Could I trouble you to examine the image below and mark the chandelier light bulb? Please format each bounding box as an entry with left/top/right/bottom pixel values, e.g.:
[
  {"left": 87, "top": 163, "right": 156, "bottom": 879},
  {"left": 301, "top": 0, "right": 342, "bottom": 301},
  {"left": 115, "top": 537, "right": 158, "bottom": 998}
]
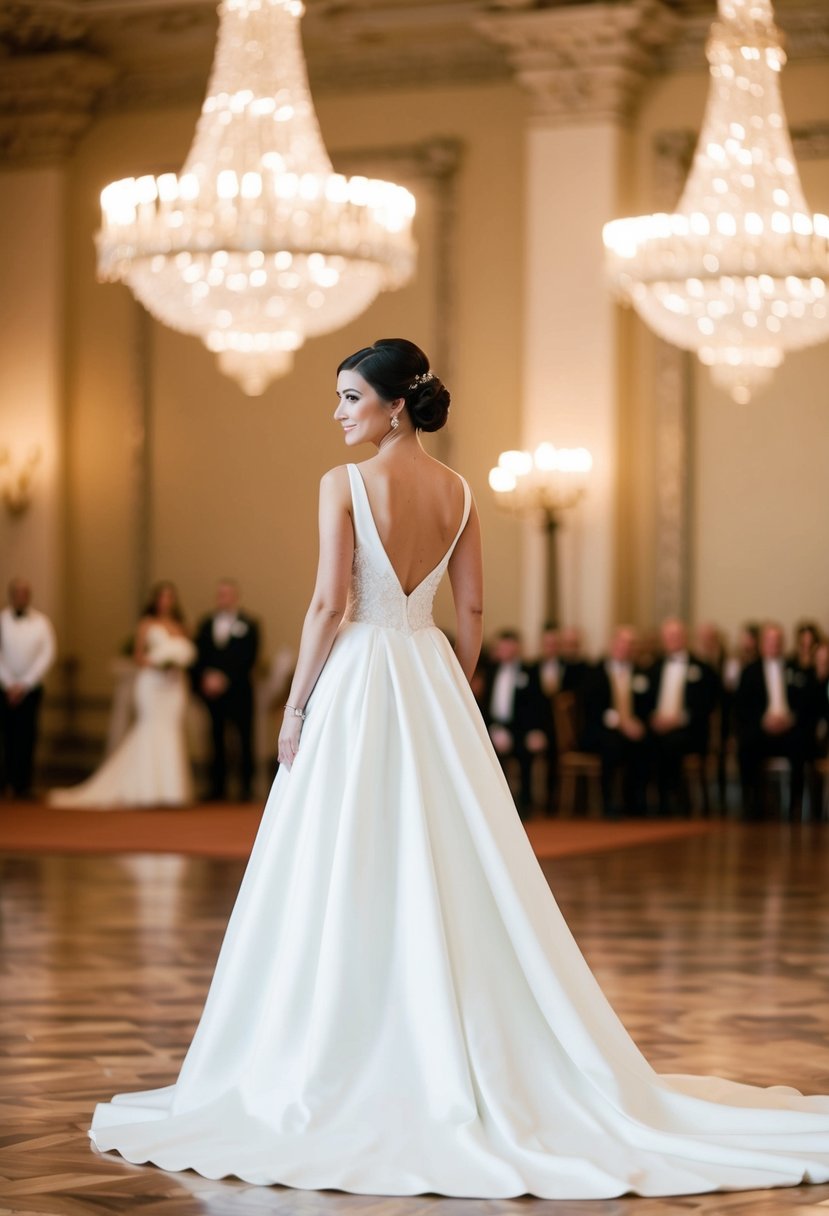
[
  {"left": 96, "top": 0, "right": 417, "bottom": 395},
  {"left": 488, "top": 467, "right": 518, "bottom": 494},
  {"left": 603, "top": 0, "right": 829, "bottom": 402},
  {"left": 498, "top": 449, "right": 534, "bottom": 477}
]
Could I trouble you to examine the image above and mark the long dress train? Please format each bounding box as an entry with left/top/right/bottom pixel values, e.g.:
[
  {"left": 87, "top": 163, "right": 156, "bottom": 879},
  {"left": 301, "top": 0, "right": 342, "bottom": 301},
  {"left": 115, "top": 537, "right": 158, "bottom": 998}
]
[
  {"left": 89, "top": 465, "right": 829, "bottom": 1198},
  {"left": 50, "top": 625, "right": 195, "bottom": 808}
]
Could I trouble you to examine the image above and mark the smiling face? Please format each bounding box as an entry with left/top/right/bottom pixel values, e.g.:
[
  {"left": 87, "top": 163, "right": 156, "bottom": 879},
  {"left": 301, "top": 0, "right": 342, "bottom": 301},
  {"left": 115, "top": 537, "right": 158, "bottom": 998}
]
[{"left": 334, "top": 369, "right": 403, "bottom": 447}]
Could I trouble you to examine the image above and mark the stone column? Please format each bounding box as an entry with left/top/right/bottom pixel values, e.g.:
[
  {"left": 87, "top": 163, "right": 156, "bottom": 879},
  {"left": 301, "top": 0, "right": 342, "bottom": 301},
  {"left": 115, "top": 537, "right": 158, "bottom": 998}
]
[{"left": 479, "top": 0, "right": 675, "bottom": 650}]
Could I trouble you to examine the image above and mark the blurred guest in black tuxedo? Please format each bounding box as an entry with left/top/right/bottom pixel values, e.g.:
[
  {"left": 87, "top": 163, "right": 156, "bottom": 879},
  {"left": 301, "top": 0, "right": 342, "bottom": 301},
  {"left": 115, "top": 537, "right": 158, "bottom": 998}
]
[
  {"left": 582, "top": 625, "right": 650, "bottom": 818},
  {"left": 814, "top": 641, "right": 829, "bottom": 753},
  {"left": 534, "top": 625, "right": 563, "bottom": 809},
  {"left": 694, "top": 622, "right": 726, "bottom": 678},
  {"left": 536, "top": 625, "right": 564, "bottom": 699},
  {"left": 559, "top": 626, "right": 592, "bottom": 697},
  {"left": 646, "top": 618, "right": 719, "bottom": 816},
  {"left": 694, "top": 620, "right": 727, "bottom": 800},
  {"left": 194, "top": 579, "right": 260, "bottom": 801},
  {"left": 722, "top": 623, "right": 761, "bottom": 697},
  {"left": 0, "top": 578, "right": 56, "bottom": 799},
  {"left": 790, "top": 621, "right": 821, "bottom": 676},
  {"left": 735, "top": 621, "right": 818, "bottom": 821},
  {"left": 483, "top": 630, "right": 551, "bottom": 817}
]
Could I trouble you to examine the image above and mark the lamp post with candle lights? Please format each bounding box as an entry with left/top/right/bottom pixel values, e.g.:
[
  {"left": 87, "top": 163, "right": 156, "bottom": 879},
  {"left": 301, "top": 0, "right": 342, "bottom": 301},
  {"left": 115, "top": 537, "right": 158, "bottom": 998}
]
[{"left": 489, "top": 443, "right": 592, "bottom": 628}]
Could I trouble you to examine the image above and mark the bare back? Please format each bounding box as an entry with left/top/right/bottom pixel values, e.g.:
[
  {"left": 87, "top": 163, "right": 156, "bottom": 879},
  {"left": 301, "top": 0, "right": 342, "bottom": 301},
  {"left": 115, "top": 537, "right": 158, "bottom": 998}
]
[{"left": 355, "top": 452, "right": 467, "bottom": 596}]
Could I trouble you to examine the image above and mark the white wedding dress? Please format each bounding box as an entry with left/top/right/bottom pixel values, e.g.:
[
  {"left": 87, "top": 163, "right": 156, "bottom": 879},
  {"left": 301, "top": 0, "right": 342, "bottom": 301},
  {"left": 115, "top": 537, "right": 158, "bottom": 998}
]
[
  {"left": 50, "top": 624, "right": 196, "bottom": 809},
  {"left": 90, "top": 465, "right": 829, "bottom": 1198}
]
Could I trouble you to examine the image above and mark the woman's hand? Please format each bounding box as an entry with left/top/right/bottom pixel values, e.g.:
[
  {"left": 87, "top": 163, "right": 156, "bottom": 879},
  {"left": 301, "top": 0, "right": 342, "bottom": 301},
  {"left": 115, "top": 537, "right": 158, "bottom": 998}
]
[{"left": 278, "top": 714, "right": 304, "bottom": 770}]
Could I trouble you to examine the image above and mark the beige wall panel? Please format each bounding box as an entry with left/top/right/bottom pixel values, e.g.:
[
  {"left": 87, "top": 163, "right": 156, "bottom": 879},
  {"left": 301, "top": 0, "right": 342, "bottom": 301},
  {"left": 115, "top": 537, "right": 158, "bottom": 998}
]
[{"left": 0, "top": 168, "right": 64, "bottom": 639}]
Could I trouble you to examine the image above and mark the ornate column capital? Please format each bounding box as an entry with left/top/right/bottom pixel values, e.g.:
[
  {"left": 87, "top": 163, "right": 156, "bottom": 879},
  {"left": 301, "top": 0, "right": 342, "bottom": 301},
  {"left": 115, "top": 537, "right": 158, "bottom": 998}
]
[
  {"left": 477, "top": 0, "right": 677, "bottom": 126},
  {"left": 0, "top": 49, "right": 114, "bottom": 164}
]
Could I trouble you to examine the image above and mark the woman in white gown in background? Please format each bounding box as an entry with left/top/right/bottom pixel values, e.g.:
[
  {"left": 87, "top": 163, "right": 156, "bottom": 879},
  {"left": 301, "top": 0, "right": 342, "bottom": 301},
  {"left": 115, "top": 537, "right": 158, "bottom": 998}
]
[
  {"left": 50, "top": 582, "right": 196, "bottom": 808},
  {"left": 90, "top": 340, "right": 829, "bottom": 1198}
]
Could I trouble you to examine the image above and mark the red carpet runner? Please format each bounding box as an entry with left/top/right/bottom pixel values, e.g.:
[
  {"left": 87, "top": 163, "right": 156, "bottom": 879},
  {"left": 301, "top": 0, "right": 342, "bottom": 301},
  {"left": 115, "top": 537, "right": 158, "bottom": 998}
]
[{"left": 0, "top": 801, "right": 715, "bottom": 861}]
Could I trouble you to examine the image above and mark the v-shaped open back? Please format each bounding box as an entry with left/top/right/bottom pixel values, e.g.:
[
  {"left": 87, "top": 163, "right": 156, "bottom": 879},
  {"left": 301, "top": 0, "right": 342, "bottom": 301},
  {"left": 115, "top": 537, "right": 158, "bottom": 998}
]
[
  {"left": 349, "top": 463, "right": 470, "bottom": 597},
  {"left": 344, "top": 463, "right": 471, "bottom": 637}
]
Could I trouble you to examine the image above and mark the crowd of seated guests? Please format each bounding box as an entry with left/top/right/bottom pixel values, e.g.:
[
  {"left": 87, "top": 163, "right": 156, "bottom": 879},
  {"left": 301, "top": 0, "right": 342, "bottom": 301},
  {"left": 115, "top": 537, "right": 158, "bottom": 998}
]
[{"left": 473, "top": 618, "right": 829, "bottom": 820}]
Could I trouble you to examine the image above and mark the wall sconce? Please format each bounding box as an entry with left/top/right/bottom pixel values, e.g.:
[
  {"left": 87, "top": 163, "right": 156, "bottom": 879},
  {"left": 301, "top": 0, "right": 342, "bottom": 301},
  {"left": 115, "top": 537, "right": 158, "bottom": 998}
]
[
  {"left": 489, "top": 443, "right": 592, "bottom": 626},
  {"left": 0, "top": 445, "right": 42, "bottom": 517}
]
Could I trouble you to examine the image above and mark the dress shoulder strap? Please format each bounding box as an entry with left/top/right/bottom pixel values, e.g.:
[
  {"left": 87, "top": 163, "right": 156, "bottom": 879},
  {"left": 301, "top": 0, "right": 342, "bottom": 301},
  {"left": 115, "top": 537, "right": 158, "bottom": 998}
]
[
  {"left": 346, "top": 463, "right": 377, "bottom": 549},
  {"left": 448, "top": 476, "right": 472, "bottom": 558}
]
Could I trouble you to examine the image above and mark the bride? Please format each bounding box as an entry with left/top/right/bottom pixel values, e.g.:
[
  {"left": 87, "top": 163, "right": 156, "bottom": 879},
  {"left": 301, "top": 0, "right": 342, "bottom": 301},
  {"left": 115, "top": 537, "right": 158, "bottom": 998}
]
[
  {"left": 50, "top": 582, "right": 196, "bottom": 809},
  {"left": 90, "top": 340, "right": 829, "bottom": 1198}
]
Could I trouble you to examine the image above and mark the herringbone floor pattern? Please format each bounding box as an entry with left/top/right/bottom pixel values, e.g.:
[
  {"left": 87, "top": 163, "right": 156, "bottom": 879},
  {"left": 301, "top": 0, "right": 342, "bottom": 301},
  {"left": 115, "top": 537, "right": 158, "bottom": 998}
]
[{"left": 2, "top": 825, "right": 829, "bottom": 1215}]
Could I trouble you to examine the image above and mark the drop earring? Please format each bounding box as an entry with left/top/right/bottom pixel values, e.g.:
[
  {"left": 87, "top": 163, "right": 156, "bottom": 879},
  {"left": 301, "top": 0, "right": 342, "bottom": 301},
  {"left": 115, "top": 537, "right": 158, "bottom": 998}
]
[{"left": 390, "top": 414, "right": 400, "bottom": 430}]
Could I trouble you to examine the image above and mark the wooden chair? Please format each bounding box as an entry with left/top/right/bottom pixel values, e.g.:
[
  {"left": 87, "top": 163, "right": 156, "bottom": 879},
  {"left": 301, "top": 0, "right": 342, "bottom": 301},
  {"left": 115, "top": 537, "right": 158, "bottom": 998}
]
[{"left": 553, "top": 691, "right": 602, "bottom": 818}]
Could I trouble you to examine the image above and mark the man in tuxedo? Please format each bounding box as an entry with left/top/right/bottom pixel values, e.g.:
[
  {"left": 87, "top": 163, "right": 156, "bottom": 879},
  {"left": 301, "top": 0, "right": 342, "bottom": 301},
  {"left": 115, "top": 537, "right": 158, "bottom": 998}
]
[
  {"left": 558, "top": 626, "right": 592, "bottom": 698},
  {"left": 646, "top": 618, "right": 719, "bottom": 815},
  {"left": 483, "top": 629, "right": 552, "bottom": 816},
  {"left": 194, "top": 579, "right": 260, "bottom": 801},
  {"left": 0, "top": 578, "right": 56, "bottom": 798},
  {"left": 534, "top": 625, "right": 562, "bottom": 809},
  {"left": 582, "top": 625, "right": 650, "bottom": 818},
  {"left": 734, "top": 621, "right": 818, "bottom": 820}
]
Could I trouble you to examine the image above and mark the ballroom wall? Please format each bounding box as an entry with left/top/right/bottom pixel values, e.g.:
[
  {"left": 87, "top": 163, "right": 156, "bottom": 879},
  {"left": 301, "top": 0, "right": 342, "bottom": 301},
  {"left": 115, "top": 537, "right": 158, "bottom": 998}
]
[{"left": 2, "top": 9, "right": 829, "bottom": 708}]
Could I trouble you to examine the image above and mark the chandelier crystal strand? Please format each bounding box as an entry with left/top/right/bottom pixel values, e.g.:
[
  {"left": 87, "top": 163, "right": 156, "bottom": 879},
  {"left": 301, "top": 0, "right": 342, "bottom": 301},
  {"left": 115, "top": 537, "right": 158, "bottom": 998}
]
[
  {"left": 97, "top": 0, "right": 416, "bottom": 395},
  {"left": 603, "top": 0, "right": 829, "bottom": 404}
]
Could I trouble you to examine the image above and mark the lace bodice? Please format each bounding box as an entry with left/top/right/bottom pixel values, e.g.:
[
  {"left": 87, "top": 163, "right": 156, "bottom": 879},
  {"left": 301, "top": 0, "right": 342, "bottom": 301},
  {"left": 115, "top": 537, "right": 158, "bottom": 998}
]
[{"left": 343, "top": 464, "right": 471, "bottom": 637}]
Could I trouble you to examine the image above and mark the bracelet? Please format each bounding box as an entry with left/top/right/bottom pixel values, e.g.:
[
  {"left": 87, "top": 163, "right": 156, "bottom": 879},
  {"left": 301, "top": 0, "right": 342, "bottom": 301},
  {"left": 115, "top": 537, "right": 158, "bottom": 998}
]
[{"left": 284, "top": 703, "right": 307, "bottom": 721}]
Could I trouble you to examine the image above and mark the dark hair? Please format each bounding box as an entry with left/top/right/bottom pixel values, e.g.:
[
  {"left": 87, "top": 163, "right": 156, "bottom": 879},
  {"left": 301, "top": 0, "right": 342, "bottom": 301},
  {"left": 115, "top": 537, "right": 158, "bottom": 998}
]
[
  {"left": 796, "top": 620, "right": 821, "bottom": 644},
  {"left": 496, "top": 628, "right": 521, "bottom": 642},
  {"left": 143, "top": 580, "right": 184, "bottom": 623},
  {"left": 337, "top": 338, "right": 451, "bottom": 433}
]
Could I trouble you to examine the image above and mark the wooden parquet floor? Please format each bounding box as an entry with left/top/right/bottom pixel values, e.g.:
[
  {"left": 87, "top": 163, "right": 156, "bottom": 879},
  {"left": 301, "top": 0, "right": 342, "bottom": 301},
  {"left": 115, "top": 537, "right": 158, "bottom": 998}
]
[{"left": 1, "top": 824, "right": 829, "bottom": 1216}]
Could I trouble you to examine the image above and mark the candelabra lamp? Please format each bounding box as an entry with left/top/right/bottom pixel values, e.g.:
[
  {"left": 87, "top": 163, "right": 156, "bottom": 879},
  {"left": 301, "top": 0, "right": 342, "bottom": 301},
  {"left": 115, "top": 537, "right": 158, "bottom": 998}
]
[
  {"left": 489, "top": 444, "right": 592, "bottom": 627},
  {"left": 0, "top": 445, "right": 41, "bottom": 517}
]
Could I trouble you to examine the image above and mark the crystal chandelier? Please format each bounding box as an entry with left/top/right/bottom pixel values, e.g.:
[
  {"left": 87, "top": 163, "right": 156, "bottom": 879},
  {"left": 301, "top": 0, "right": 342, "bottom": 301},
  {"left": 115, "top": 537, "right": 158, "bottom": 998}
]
[
  {"left": 603, "top": 0, "right": 829, "bottom": 404},
  {"left": 96, "top": 0, "right": 417, "bottom": 396}
]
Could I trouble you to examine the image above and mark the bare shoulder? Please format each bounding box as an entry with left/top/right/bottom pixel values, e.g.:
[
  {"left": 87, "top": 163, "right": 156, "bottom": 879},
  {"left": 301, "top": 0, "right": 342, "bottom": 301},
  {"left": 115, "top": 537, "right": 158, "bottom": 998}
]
[
  {"left": 320, "top": 464, "right": 351, "bottom": 490},
  {"left": 319, "top": 464, "right": 353, "bottom": 509}
]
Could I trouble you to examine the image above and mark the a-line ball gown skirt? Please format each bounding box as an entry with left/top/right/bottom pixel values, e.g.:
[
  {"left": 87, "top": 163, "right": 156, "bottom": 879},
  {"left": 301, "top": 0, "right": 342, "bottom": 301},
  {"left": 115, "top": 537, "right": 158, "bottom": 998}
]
[{"left": 90, "top": 464, "right": 829, "bottom": 1198}]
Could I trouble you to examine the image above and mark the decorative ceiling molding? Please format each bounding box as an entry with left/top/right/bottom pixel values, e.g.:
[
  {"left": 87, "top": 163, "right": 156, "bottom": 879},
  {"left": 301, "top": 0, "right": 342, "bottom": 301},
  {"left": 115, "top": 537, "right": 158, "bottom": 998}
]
[
  {"left": 0, "top": 0, "right": 826, "bottom": 162},
  {"left": 0, "top": 1, "right": 88, "bottom": 51},
  {"left": 477, "top": 0, "right": 678, "bottom": 124},
  {"left": 665, "top": 2, "right": 829, "bottom": 72},
  {"left": 0, "top": 50, "right": 113, "bottom": 163}
]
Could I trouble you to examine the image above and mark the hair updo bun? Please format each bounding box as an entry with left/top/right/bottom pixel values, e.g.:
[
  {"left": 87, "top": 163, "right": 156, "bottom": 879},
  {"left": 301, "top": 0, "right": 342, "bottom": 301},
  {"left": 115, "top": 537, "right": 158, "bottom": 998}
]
[
  {"left": 407, "top": 375, "right": 451, "bottom": 433},
  {"left": 337, "top": 337, "right": 451, "bottom": 433}
]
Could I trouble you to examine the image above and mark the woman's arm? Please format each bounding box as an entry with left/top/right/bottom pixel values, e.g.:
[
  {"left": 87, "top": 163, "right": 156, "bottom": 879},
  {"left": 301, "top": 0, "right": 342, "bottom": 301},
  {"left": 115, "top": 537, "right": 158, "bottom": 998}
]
[
  {"left": 277, "top": 467, "right": 354, "bottom": 769},
  {"left": 447, "top": 499, "right": 484, "bottom": 682}
]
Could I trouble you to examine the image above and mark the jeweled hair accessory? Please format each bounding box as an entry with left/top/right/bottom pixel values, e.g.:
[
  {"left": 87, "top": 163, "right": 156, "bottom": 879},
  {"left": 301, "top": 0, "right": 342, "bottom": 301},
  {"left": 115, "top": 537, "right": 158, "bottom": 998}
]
[{"left": 408, "top": 371, "right": 436, "bottom": 391}]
